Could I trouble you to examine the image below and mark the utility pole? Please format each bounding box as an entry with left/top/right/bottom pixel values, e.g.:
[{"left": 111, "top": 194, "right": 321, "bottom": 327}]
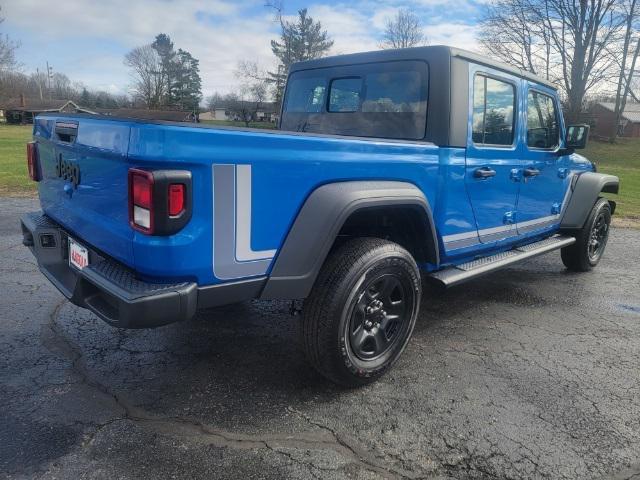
[
  {"left": 46, "top": 61, "right": 53, "bottom": 99},
  {"left": 36, "top": 68, "right": 43, "bottom": 100}
]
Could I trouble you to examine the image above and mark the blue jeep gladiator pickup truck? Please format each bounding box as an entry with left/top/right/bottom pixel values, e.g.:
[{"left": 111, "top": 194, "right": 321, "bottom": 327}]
[{"left": 21, "top": 46, "right": 619, "bottom": 386}]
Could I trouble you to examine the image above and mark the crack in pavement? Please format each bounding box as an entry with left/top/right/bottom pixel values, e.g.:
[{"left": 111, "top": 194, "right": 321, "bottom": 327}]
[
  {"left": 287, "top": 407, "right": 421, "bottom": 479},
  {"left": 9, "top": 222, "right": 637, "bottom": 480},
  {"left": 610, "top": 464, "right": 640, "bottom": 480},
  {"left": 40, "top": 300, "right": 413, "bottom": 480}
]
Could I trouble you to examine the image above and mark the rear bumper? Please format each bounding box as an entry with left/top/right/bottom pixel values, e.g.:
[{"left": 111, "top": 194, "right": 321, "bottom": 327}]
[{"left": 20, "top": 212, "right": 265, "bottom": 328}]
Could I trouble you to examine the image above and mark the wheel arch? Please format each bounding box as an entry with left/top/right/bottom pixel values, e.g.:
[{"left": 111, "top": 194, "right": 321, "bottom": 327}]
[
  {"left": 260, "top": 181, "right": 438, "bottom": 300},
  {"left": 561, "top": 172, "right": 619, "bottom": 230}
]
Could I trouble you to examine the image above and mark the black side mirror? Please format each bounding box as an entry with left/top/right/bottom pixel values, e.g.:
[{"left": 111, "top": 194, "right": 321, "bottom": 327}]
[{"left": 566, "top": 124, "right": 589, "bottom": 149}]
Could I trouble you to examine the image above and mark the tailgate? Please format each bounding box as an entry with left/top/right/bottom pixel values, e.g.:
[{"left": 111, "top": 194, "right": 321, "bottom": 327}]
[{"left": 34, "top": 116, "right": 134, "bottom": 266}]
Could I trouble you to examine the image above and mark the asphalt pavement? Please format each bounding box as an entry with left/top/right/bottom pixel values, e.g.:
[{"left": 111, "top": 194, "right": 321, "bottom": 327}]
[{"left": 1, "top": 197, "right": 639, "bottom": 480}]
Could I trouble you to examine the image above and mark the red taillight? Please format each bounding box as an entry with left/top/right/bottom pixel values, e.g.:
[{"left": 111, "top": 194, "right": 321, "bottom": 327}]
[
  {"left": 168, "top": 184, "right": 185, "bottom": 216},
  {"left": 132, "top": 174, "right": 152, "bottom": 208},
  {"left": 128, "top": 169, "right": 154, "bottom": 234},
  {"left": 27, "top": 141, "right": 40, "bottom": 181},
  {"left": 128, "top": 168, "right": 191, "bottom": 236}
]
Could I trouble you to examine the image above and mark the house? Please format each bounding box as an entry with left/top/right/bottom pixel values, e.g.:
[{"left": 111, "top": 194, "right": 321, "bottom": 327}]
[
  {"left": 255, "top": 103, "right": 279, "bottom": 123},
  {"left": 199, "top": 111, "right": 216, "bottom": 121},
  {"left": 591, "top": 102, "right": 640, "bottom": 138},
  {"left": 1, "top": 95, "right": 96, "bottom": 124},
  {"left": 204, "top": 101, "right": 279, "bottom": 123}
]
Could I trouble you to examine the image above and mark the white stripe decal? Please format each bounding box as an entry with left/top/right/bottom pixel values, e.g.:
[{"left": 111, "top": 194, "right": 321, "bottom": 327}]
[
  {"left": 442, "top": 230, "right": 479, "bottom": 242},
  {"left": 516, "top": 215, "right": 559, "bottom": 228},
  {"left": 213, "top": 164, "right": 276, "bottom": 280},
  {"left": 235, "top": 164, "right": 277, "bottom": 262}
]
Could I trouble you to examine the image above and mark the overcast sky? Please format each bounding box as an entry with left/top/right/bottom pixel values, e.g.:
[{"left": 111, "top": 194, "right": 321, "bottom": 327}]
[{"left": 1, "top": 0, "right": 484, "bottom": 97}]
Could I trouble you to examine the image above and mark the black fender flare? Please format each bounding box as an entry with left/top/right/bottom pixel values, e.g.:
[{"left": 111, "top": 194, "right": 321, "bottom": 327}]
[
  {"left": 260, "top": 181, "right": 438, "bottom": 300},
  {"left": 561, "top": 172, "right": 619, "bottom": 229}
]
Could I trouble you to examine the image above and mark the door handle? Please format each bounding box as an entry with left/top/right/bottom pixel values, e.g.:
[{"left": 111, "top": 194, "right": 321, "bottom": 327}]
[
  {"left": 474, "top": 167, "right": 497, "bottom": 179},
  {"left": 523, "top": 168, "right": 540, "bottom": 178}
]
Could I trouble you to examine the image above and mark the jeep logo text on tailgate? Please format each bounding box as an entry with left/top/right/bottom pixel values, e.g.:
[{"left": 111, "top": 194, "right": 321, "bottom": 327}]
[{"left": 55, "top": 154, "right": 81, "bottom": 188}]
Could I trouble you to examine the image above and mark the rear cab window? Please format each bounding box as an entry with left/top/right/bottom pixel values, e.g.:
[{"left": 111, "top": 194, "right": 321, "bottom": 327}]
[
  {"left": 328, "top": 78, "right": 362, "bottom": 112},
  {"left": 281, "top": 61, "right": 429, "bottom": 140}
]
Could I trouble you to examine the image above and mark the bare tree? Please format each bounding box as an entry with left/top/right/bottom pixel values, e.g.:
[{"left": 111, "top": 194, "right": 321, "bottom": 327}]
[
  {"left": 479, "top": 0, "right": 625, "bottom": 122},
  {"left": 234, "top": 60, "right": 270, "bottom": 126},
  {"left": 0, "top": 63, "right": 126, "bottom": 106},
  {"left": 479, "top": 0, "right": 552, "bottom": 78},
  {"left": 611, "top": 0, "right": 640, "bottom": 141},
  {"left": 629, "top": 44, "right": 640, "bottom": 101},
  {"left": 124, "top": 44, "right": 165, "bottom": 109},
  {"left": 51, "top": 72, "right": 75, "bottom": 99},
  {"left": 380, "top": 9, "right": 427, "bottom": 49},
  {"left": 0, "top": 7, "right": 20, "bottom": 72},
  {"left": 620, "top": 38, "right": 640, "bottom": 105},
  {"left": 206, "top": 92, "right": 225, "bottom": 113},
  {"left": 219, "top": 92, "right": 254, "bottom": 126}
]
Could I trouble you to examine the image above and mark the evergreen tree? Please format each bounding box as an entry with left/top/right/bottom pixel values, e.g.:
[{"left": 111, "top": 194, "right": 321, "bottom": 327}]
[
  {"left": 80, "top": 88, "right": 91, "bottom": 107},
  {"left": 147, "top": 34, "right": 202, "bottom": 111},
  {"left": 151, "top": 33, "right": 175, "bottom": 106},
  {"left": 171, "top": 49, "right": 202, "bottom": 112},
  {"left": 269, "top": 8, "right": 333, "bottom": 105}
]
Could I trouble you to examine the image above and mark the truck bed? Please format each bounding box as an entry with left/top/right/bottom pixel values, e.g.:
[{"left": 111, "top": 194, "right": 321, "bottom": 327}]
[{"left": 33, "top": 113, "right": 449, "bottom": 286}]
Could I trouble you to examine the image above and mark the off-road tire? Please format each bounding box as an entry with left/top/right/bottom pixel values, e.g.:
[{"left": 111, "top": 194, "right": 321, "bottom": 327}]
[
  {"left": 302, "top": 237, "right": 421, "bottom": 387},
  {"left": 561, "top": 197, "right": 611, "bottom": 272}
]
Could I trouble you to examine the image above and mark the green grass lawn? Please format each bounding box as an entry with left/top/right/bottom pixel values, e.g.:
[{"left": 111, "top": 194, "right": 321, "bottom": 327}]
[
  {"left": 0, "top": 123, "right": 35, "bottom": 196},
  {"left": 0, "top": 121, "right": 637, "bottom": 220},
  {"left": 583, "top": 138, "right": 640, "bottom": 219}
]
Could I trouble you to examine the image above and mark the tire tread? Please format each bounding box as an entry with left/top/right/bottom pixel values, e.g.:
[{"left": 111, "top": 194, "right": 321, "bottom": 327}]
[
  {"left": 561, "top": 197, "right": 611, "bottom": 272},
  {"left": 302, "top": 237, "right": 420, "bottom": 386}
]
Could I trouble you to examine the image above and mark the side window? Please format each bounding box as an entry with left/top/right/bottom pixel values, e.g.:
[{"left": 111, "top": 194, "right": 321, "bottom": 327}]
[
  {"left": 472, "top": 75, "right": 516, "bottom": 146},
  {"left": 527, "top": 90, "right": 559, "bottom": 149},
  {"left": 329, "top": 77, "right": 362, "bottom": 112}
]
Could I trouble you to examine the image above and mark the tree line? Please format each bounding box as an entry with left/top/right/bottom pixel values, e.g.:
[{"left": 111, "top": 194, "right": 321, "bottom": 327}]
[
  {"left": 0, "top": 67, "right": 131, "bottom": 109},
  {"left": 0, "top": 8, "right": 128, "bottom": 108}
]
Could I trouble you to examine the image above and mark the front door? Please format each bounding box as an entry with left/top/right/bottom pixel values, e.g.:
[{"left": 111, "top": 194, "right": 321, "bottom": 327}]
[
  {"left": 465, "top": 69, "right": 521, "bottom": 243},
  {"left": 516, "top": 86, "right": 570, "bottom": 235}
]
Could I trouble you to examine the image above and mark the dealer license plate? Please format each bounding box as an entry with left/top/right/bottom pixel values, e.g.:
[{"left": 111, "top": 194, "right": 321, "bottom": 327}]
[{"left": 68, "top": 238, "right": 89, "bottom": 270}]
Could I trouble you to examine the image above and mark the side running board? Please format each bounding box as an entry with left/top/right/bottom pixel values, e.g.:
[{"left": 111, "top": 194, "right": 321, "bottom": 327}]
[{"left": 429, "top": 234, "right": 576, "bottom": 287}]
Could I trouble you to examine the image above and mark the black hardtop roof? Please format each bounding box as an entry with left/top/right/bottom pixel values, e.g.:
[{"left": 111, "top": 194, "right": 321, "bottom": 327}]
[{"left": 289, "top": 45, "right": 556, "bottom": 90}]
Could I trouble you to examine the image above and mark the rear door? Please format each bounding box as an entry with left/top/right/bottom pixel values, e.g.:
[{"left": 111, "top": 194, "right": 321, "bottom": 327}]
[
  {"left": 465, "top": 67, "right": 521, "bottom": 243},
  {"left": 515, "top": 85, "right": 570, "bottom": 235}
]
